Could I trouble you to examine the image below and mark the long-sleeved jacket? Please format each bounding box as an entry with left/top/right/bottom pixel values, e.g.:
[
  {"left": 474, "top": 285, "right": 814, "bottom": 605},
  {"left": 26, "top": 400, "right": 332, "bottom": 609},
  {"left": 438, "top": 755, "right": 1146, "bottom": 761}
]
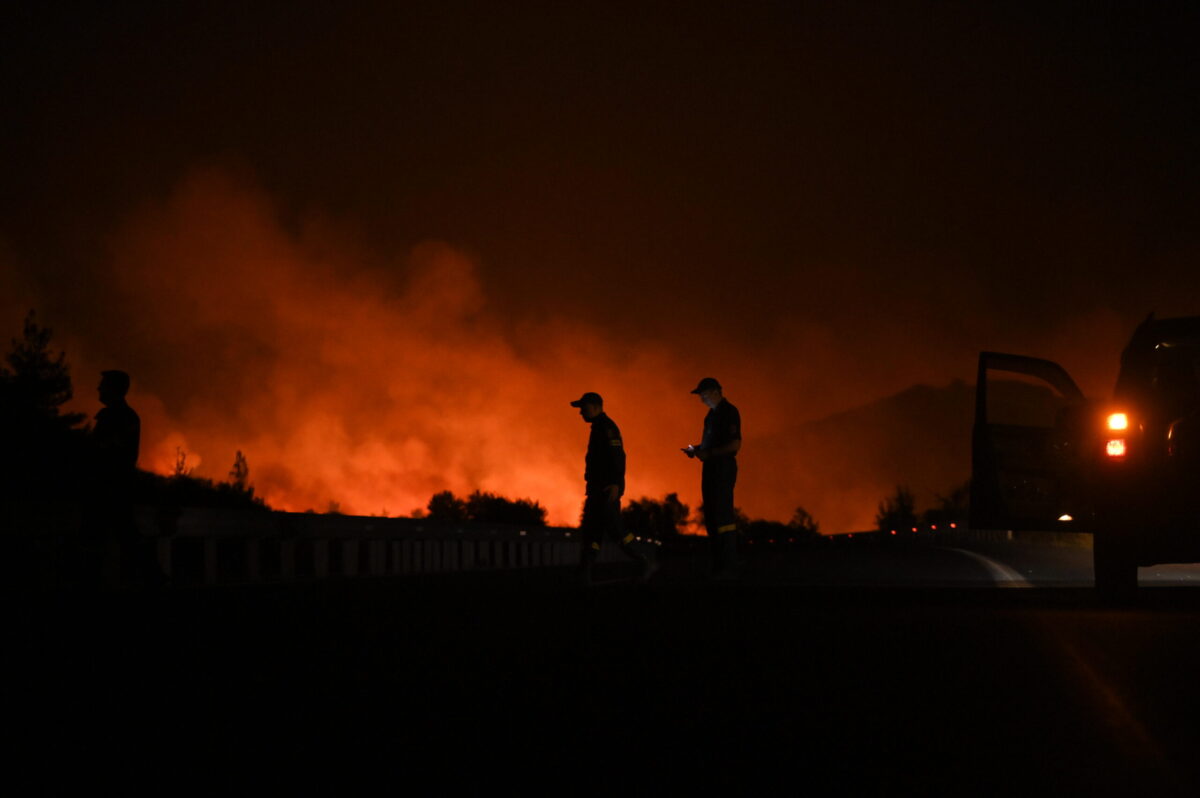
[
  {"left": 699, "top": 399, "right": 741, "bottom": 469},
  {"left": 584, "top": 412, "right": 626, "bottom": 496}
]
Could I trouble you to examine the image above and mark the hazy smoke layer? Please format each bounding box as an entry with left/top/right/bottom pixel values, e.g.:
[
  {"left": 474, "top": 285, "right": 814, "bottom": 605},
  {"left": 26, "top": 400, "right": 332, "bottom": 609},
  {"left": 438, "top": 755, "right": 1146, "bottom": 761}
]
[{"left": 4, "top": 169, "right": 1152, "bottom": 532}]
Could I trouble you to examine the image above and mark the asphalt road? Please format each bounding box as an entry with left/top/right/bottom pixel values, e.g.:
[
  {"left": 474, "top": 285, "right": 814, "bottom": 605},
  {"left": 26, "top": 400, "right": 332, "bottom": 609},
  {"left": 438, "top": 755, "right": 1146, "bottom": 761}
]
[{"left": 9, "top": 540, "right": 1200, "bottom": 794}]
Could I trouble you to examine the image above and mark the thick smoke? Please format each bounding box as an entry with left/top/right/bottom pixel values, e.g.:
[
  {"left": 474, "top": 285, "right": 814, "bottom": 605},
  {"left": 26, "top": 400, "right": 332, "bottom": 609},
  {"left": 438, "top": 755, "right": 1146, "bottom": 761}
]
[{"left": 48, "top": 170, "right": 710, "bottom": 525}]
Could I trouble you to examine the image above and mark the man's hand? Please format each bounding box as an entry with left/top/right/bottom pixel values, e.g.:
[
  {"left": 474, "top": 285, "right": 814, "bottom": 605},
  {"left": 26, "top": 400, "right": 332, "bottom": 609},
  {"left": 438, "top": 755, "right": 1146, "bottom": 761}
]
[
  {"left": 605, "top": 484, "right": 620, "bottom": 502},
  {"left": 682, "top": 445, "right": 697, "bottom": 459}
]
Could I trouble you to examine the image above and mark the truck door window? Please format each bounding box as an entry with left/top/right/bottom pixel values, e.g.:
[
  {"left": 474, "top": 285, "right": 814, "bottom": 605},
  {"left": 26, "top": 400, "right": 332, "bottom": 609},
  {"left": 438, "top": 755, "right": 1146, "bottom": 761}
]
[{"left": 986, "top": 372, "right": 1075, "bottom": 428}]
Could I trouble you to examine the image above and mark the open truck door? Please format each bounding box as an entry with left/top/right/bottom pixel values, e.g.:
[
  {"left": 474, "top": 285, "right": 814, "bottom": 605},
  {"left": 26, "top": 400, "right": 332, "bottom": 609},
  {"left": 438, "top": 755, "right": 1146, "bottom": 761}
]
[{"left": 970, "top": 352, "right": 1089, "bottom": 532}]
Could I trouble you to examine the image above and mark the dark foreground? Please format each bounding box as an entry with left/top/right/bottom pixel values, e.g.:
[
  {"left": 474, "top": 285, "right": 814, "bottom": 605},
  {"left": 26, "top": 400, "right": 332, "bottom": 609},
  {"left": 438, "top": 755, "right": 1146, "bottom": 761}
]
[{"left": 8, "top": 544, "right": 1200, "bottom": 795}]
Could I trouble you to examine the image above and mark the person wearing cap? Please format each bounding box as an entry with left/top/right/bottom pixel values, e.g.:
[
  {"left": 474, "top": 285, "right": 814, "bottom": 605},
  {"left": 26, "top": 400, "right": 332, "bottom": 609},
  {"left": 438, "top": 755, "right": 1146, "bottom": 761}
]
[
  {"left": 570, "top": 391, "right": 656, "bottom": 585},
  {"left": 682, "top": 377, "right": 742, "bottom": 579}
]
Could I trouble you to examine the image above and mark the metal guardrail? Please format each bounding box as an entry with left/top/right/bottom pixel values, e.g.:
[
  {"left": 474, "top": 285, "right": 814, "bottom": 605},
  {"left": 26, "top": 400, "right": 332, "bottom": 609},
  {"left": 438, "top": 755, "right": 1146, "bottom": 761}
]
[
  {"left": 9, "top": 505, "right": 646, "bottom": 590},
  {"left": 135, "top": 506, "right": 610, "bottom": 587}
]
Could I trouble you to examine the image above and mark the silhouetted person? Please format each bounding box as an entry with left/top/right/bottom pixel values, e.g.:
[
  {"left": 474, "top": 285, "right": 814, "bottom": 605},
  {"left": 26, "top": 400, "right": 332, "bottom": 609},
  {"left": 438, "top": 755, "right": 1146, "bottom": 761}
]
[
  {"left": 571, "top": 392, "right": 657, "bottom": 585},
  {"left": 682, "top": 378, "right": 741, "bottom": 580},
  {"left": 87, "top": 370, "right": 158, "bottom": 587}
]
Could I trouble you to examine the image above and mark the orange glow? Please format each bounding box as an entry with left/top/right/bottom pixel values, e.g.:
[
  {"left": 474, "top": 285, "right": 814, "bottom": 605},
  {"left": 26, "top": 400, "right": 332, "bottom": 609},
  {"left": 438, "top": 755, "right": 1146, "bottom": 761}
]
[
  {"left": 50, "top": 170, "right": 1000, "bottom": 532},
  {"left": 1106, "top": 412, "right": 1128, "bottom": 431},
  {"left": 1106, "top": 439, "right": 1126, "bottom": 458}
]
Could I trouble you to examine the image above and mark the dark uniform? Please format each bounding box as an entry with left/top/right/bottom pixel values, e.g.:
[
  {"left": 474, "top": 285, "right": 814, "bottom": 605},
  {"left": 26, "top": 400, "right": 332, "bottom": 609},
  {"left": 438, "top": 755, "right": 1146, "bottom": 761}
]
[
  {"left": 88, "top": 381, "right": 160, "bottom": 587},
  {"left": 698, "top": 398, "right": 741, "bottom": 536},
  {"left": 93, "top": 403, "right": 141, "bottom": 481},
  {"left": 581, "top": 411, "right": 628, "bottom": 554},
  {"left": 571, "top": 392, "right": 655, "bottom": 584}
]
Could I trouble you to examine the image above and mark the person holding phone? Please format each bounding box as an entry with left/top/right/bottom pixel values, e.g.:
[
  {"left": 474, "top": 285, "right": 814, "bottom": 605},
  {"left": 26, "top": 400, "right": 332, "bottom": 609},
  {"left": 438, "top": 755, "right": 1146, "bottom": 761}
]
[{"left": 682, "top": 377, "right": 742, "bottom": 580}]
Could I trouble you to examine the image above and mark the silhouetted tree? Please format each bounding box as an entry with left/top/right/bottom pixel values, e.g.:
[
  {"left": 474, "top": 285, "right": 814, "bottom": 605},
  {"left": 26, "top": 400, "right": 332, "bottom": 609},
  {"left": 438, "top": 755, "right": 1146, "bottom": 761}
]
[
  {"left": 217, "top": 449, "right": 259, "bottom": 504},
  {"left": 621, "top": 493, "right": 691, "bottom": 541},
  {"left": 1, "top": 311, "right": 85, "bottom": 429},
  {"left": 922, "top": 481, "right": 970, "bottom": 529},
  {"left": 466, "top": 490, "right": 547, "bottom": 527},
  {"left": 427, "top": 490, "right": 469, "bottom": 523},
  {"left": 876, "top": 485, "right": 918, "bottom": 534},
  {"left": 789, "top": 506, "right": 820, "bottom": 537},
  {"left": 229, "top": 450, "right": 249, "bottom": 490},
  {"left": 172, "top": 446, "right": 191, "bottom": 478},
  {"left": 0, "top": 310, "right": 87, "bottom": 498}
]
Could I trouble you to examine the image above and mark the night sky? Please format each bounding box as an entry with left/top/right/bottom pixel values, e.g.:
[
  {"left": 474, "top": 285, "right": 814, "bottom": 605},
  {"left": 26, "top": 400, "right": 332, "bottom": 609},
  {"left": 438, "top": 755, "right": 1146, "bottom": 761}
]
[{"left": 4, "top": 2, "right": 1199, "bottom": 529}]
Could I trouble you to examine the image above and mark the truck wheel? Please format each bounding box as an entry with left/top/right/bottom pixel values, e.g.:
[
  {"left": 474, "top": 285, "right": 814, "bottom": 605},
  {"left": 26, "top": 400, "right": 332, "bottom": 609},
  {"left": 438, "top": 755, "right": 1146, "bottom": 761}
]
[{"left": 1093, "top": 528, "right": 1138, "bottom": 600}]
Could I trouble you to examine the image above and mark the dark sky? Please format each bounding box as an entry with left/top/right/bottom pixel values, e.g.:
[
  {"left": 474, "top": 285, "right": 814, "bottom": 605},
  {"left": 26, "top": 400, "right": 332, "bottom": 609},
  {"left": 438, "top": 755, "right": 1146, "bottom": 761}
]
[{"left": 3, "top": 2, "right": 1199, "bottom": 527}]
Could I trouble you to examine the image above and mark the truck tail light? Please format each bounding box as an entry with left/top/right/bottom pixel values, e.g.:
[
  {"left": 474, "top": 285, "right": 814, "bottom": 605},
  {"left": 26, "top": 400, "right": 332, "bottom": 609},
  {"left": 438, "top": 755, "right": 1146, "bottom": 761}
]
[{"left": 1106, "top": 438, "right": 1127, "bottom": 458}]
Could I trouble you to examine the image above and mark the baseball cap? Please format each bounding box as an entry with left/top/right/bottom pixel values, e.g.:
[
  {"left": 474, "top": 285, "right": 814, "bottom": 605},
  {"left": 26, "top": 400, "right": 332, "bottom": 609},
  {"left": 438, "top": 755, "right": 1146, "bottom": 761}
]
[
  {"left": 570, "top": 391, "right": 604, "bottom": 407},
  {"left": 690, "top": 377, "right": 721, "bottom": 394}
]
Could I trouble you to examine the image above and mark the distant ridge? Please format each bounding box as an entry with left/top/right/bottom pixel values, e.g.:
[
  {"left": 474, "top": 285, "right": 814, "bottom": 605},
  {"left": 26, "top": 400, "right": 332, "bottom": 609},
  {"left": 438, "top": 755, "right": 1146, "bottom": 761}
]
[{"left": 742, "top": 380, "right": 975, "bottom": 533}]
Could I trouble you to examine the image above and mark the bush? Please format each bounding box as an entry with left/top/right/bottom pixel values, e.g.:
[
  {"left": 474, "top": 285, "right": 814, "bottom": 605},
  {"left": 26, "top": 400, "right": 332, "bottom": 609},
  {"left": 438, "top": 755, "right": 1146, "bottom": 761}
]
[
  {"left": 876, "top": 485, "right": 918, "bottom": 534},
  {"left": 427, "top": 490, "right": 547, "bottom": 527},
  {"left": 621, "top": 493, "right": 690, "bottom": 541}
]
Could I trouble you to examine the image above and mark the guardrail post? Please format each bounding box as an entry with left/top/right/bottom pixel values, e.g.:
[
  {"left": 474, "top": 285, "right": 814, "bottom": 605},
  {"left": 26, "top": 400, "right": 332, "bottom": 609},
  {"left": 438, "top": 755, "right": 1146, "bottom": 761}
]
[
  {"left": 281, "top": 539, "right": 295, "bottom": 578},
  {"left": 157, "top": 537, "right": 172, "bottom": 580},
  {"left": 247, "top": 538, "right": 260, "bottom": 582},
  {"left": 203, "top": 538, "right": 218, "bottom": 585},
  {"left": 315, "top": 539, "right": 329, "bottom": 578}
]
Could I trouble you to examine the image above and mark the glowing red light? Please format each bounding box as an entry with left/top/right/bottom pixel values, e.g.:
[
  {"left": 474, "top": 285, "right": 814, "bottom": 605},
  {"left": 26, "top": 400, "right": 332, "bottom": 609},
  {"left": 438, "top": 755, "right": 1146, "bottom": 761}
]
[
  {"left": 1106, "top": 439, "right": 1127, "bottom": 458},
  {"left": 949, "top": 523, "right": 957, "bottom": 529}
]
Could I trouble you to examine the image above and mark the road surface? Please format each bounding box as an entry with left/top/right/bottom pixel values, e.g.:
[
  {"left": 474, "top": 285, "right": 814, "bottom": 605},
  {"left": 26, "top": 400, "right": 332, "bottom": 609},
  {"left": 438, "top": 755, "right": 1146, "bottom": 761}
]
[{"left": 8, "top": 538, "right": 1200, "bottom": 794}]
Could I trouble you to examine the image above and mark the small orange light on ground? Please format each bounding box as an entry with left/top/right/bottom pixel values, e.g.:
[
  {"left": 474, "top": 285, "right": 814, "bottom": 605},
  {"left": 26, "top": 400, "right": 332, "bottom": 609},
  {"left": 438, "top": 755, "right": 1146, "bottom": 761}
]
[
  {"left": 1058, "top": 514, "right": 1073, "bottom": 522},
  {"left": 1107, "top": 412, "right": 1129, "bottom": 431},
  {"left": 890, "top": 530, "right": 896, "bottom": 535},
  {"left": 949, "top": 523, "right": 957, "bottom": 529},
  {"left": 930, "top": 525, "right": 937, "bottom": 530},
  {"left": 911, "top": 527, "right": 918, "bottom": 532},
  {"left": 1106, "top": 438, "right": 1127, "bottom": 457}
]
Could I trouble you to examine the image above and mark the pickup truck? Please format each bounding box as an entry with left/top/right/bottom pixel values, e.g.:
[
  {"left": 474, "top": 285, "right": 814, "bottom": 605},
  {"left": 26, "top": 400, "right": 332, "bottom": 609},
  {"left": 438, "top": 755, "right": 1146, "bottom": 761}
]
[{"left": 970, "top": 314, "right": 1200, "bottom": 597}]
